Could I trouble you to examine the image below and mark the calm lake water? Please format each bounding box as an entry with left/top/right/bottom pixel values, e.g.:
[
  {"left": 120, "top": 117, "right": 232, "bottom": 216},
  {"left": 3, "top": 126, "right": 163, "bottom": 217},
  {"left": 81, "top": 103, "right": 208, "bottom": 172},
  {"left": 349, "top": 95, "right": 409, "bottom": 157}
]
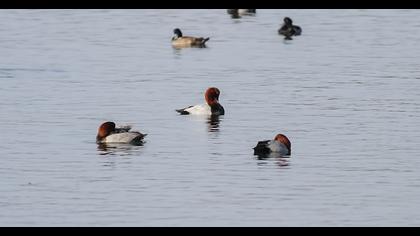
[{"left": 1, "top": 9, "right": 420, "bottom": 226}]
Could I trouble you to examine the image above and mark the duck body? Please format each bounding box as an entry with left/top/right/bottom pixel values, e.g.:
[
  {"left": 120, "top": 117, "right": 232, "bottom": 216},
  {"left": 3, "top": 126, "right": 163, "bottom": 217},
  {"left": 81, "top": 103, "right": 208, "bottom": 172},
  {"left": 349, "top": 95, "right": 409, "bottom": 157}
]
[
  {"left": 227, "top": 9, "right": 256, "bottom": 16},
  {"left": 253, "top": 140, "right": 290, "bottom": 155},
  {"left": 171, "top": 28, "right": 209, "bottom": 48},
  {"left": 177, "top": 103, "right": 224, "bottom": 116},
  {"left": 101, "top": 131, "right": 145, "bottom": 144}
]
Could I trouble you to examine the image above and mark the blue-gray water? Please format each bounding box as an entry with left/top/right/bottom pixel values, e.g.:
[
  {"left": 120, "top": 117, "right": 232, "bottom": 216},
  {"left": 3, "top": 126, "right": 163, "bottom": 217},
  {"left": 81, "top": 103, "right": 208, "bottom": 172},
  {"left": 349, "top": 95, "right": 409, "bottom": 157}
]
[{"left": 1, "top": 9, "right": 420, "bottom": 226}]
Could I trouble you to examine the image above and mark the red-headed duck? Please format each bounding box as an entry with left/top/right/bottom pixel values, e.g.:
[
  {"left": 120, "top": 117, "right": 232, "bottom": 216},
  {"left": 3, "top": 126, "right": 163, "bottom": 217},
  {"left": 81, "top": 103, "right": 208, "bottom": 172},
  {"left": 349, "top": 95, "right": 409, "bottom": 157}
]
[
  {"left": 176, "top": 87, "right": 225, "bottom": 115},
  {"left": 253, "top": 133, "right": 291, "bottom": 156},
  {"left": 96, "top": 121, "right": 146, "bottom": 144}
]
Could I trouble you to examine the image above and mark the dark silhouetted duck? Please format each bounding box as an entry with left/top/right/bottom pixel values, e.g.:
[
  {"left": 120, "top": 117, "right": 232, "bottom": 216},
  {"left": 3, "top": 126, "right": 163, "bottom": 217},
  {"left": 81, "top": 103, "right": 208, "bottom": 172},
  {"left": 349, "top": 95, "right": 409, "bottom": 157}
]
[
  {"left": 176, "top": 87, "right": 225, "bottom": 115},
  {"left": 171, "top": 28, "right": 209, "bottom": 48},
  {"left": 96, "top": 121, "right": 146, "bottom": 144},
  {"left": 253, "top": 133, "right": 291, "bottom": 156},
  {"left": 278, "top": 17, "right": 302, "bottom": 40}
]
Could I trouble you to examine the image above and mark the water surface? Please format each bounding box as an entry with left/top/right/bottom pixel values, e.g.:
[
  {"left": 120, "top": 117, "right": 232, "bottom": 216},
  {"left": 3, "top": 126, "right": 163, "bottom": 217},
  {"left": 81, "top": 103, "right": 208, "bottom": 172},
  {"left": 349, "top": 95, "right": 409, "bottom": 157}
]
[{"left": 1, "top": 9, "right": 420, "bottom": 226}]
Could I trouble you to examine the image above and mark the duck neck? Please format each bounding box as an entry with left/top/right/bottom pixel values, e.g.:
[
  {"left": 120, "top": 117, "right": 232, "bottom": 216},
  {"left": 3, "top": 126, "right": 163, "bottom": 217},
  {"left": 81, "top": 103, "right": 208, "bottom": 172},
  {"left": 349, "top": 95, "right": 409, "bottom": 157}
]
[{"left": 209, "top": 102, "right": 224, "bottom": 115}]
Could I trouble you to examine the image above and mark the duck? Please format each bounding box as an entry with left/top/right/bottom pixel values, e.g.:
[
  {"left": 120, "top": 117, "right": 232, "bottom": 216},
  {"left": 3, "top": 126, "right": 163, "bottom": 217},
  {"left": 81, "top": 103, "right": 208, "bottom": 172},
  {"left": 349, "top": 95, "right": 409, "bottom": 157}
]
[
  {"left": 227, "top": 9, "right": 256, "bottom": 18},
  {"left": 278, "top": 17, "right": 302, "bottom": 40},
  {"left": 176, "top": 87, "right": 225, "bottom": 115},
  {"left": 96, "top": 121, "right": 147, "bottom": 144},
  {"left": 171, "top": 28, "right": 210, "bottom": 48},
  {"left": 253, "top": 133, "right": 291, "bottom": 156}
]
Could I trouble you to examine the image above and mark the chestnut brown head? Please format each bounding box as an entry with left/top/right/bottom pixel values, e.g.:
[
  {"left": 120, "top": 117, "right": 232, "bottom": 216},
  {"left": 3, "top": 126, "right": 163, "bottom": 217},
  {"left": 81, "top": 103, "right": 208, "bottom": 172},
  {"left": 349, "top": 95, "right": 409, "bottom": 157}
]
[
  {"left": 96, "top": 121, "right": 116, "bottom": 142},
  {"left": 274, "top": 133, "right": 291, "bottom": 155},
  {"left": 205, "top": 87, "right": 221, "bottom": 106}
]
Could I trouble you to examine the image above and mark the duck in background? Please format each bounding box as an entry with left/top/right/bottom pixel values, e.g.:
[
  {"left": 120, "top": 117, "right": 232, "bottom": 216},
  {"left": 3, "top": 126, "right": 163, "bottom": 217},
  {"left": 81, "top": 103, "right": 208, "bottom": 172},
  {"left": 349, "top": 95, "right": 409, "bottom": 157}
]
[
  {"left": 176, "top": 87, "right": 225, "bottom": 116},
  {"left": 171, "top": 28, "right": 210, "bottom": 48},
  {"left": 227, "top": 9, "right": 256, "bottom": 18},
  {"left": 278, "top": 17, "right": 302, "bottom": 40},
  {"left": 96, "top": 121, "right": 147, "bottom": 145}
]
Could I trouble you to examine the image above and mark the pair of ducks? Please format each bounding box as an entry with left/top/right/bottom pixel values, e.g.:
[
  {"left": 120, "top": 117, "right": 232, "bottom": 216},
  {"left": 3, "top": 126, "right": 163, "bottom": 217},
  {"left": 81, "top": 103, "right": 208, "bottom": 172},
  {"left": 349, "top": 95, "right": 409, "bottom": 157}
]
[
  {"left": 227, "top": 9, "right": 256, "bottom": 18},
  {"left": 171, "top": 10, "right": 257, "bottom": 48},
  {"left": 171, "top": 16, "right": 302, "bottom": 49},
  {"left": 96, "top": 87, "right": 291, "bottom": 156}
]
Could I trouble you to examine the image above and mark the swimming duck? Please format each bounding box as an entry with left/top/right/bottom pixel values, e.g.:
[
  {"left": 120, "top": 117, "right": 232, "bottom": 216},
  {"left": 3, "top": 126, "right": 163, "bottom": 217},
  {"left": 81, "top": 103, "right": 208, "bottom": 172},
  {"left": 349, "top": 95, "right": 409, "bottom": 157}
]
[
  {"left": 171, "top": 28, "right": 210, "bottom": 48},
  {"left": 176, "top": 87, "right": 225, "bottom": 115},
  {"left": 253, "top": 133, "right": 291, "bottom": 156},
  {"left": 227, "top": 9, "right": 256, "bottom": 18},
  {"left": 278, "top": 17, "right": 302, "bottom": 40},
  {"left": 96, "top": 121, "right": 146, "bottom": 144}
]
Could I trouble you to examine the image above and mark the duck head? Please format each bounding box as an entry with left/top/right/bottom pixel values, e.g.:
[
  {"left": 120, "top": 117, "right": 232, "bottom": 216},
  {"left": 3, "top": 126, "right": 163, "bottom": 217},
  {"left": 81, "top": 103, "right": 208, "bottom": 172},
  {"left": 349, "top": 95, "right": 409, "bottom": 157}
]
[
  {"left": 173, "top": 28, "right": 183, "bottom": 39},
  {"left": 205, "top": 87, "right": 221, "bottom": 106},
  {"left": 284, "top": 17, "right": 293, "bottom": 26},
  {"left": 274, "top": 133, "right": 291, "bottom": 155},
  {"left": 97, "top": 121, "right": 116, "bottom": 142}
]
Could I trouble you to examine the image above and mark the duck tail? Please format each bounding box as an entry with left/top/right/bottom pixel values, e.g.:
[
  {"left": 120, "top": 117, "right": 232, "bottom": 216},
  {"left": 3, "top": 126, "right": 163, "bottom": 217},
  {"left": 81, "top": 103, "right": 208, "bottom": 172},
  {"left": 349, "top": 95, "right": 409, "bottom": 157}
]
[
  {"left": 131, "top": 133, "right": 146, "bottom": 145},
  {"left": 176, "top": 109, "right": 190, "bottom": 115},
  {"left": 253, "top": 140, "right": 271, "bottom": 155},
  {"left": 203, "top": 37, "right": 210, "bottom": 43}
]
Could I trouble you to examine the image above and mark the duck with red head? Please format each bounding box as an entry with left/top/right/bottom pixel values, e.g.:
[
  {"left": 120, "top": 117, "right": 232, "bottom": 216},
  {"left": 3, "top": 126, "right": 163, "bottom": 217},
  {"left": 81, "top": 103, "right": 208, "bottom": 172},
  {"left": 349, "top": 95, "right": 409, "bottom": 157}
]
[
  {"left": 253, "top": 133, "right": 291, "bottom": 156},
  {"left": 96, "top": 121, "right": 147, "bottom": 145},
  {"left": 176, "top": 87, "right": 225, "bottom": 115}
]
